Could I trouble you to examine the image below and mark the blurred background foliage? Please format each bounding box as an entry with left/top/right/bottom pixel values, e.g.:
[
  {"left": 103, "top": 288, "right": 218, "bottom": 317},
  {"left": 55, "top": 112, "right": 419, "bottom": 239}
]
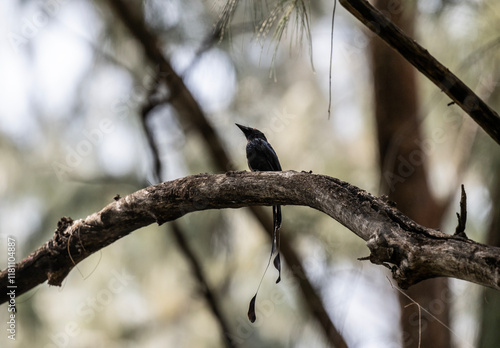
[{"left": 0, "top": 0, "right": 499, "bottom": 347}]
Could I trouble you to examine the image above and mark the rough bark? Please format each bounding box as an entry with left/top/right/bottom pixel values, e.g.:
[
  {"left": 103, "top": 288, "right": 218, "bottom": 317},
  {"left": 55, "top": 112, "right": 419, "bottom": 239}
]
[{"left": 1, "top": 171, "right": 499, "bottom": 305}]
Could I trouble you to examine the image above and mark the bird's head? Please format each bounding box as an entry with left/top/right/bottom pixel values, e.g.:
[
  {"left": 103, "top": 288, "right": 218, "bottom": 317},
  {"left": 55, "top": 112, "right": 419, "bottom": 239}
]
[{"left": 235, "top": 123, "right": 268, "bottom": 141}]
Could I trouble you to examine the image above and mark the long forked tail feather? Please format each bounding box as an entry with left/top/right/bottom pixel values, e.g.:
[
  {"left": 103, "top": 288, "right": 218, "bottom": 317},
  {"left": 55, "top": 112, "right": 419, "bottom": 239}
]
[{"left": 248, "top": 205, "right": 283, "bottom": 322}]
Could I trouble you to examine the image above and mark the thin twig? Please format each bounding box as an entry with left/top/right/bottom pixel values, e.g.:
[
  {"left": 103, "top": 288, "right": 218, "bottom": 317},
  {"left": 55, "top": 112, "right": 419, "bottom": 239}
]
[
  {"left": 328, "top": 0, "right": 337, "bottom": 119},
  {"left": 388, "top": 278, "right": 474, "bottom": 348}
]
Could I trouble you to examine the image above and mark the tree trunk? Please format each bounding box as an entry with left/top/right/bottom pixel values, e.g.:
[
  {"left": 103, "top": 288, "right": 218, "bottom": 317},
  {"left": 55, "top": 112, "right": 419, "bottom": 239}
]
[
  {"left": 479, "top": 156, "right": 500, "bottom": 348},
  {"left": 370, "top": 1, "right": 450, "bottom": 347}
]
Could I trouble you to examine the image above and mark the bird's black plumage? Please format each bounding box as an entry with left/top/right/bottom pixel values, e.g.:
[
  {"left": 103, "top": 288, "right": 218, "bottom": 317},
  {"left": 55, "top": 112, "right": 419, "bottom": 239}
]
[{"left": 236, "top": 124, "right": 282, "bottom": 232}]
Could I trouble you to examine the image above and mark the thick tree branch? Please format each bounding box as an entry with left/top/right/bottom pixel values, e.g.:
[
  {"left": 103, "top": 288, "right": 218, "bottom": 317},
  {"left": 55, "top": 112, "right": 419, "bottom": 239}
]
[
  {"left": 1, "top": 171, "right": 499, "bottom": 304},
  {"left": 340, "top": 0, "right": 500, "bottom": 146}
]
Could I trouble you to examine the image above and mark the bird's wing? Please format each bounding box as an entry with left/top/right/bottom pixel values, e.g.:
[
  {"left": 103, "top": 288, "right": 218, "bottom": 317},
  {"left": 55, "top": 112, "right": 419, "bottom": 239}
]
[{"left": 256, "top": 139, "right": 282, "bottom": 171}]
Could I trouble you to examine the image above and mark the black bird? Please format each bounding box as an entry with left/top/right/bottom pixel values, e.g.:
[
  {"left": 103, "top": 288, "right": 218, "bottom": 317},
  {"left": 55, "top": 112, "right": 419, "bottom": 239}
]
[
  {"left": 236, "top": 123, "right": 282, "bottom": 322},
  {"left": 235, "top": 123, "right": 282, "bottom": 250}
]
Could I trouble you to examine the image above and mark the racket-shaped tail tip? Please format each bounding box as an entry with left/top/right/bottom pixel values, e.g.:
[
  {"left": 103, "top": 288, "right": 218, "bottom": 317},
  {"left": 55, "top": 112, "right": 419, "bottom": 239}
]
[{"left": 248, "top": 294, "right": 257, "bottom": 322}]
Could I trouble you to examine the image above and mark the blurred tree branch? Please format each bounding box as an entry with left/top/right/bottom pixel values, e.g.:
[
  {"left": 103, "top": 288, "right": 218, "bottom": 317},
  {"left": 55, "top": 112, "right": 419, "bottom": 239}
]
[
  {"left": 169, "top": 221, "right": 236, "bottom": 348},
  {"left": 340, "top": 0, "right": 500, "bottom": 146},
  {"left": 140, "top": 63, "right": 237, "bottom": 348},
  {"left": 2, "top": 171, "right": 499, "bottom": 304}
]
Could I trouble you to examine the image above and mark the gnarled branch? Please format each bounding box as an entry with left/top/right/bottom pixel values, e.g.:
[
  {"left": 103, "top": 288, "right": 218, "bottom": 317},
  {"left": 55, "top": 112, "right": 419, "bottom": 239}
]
[{"left": 1, "top": 171, "right": 499, "bottom": 304}]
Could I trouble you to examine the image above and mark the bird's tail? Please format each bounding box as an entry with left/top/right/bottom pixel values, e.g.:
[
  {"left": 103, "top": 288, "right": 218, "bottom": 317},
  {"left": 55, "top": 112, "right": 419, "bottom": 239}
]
[
  {"left": 275, "top": 205, "right": 282, "bottom": 230},
  {"left": 271, "top": 205, "right": 281, "bottom": 253},
  {"left": 248, "top": 205, "right": 282, "bottom": 322},
  {"left": 272, "top": 205, "right": 281, "bottom": 283}
]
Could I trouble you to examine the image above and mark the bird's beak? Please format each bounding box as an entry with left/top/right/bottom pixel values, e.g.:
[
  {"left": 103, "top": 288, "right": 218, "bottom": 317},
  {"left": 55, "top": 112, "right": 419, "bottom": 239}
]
[{"left": 235, "top": 123, "right": 252, "bottom": 138}]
